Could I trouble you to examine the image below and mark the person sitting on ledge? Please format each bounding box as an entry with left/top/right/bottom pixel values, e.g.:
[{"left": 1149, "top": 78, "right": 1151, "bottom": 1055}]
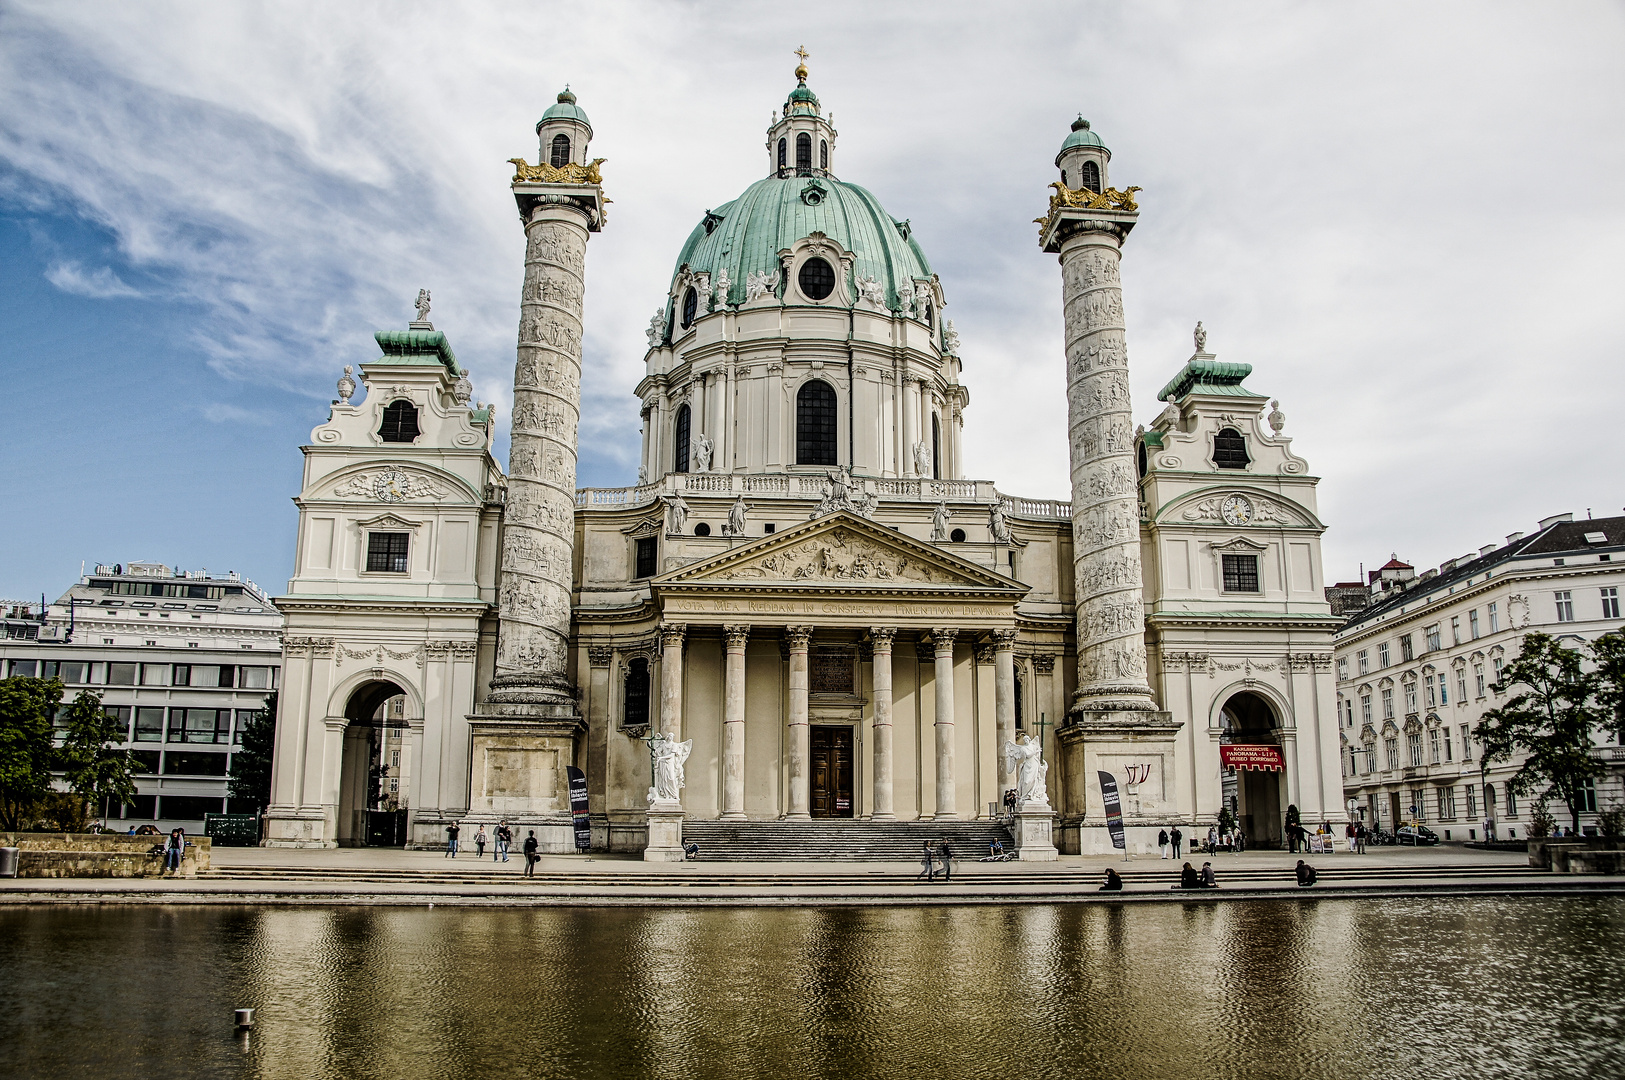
[
  {"left": 1100, "top": 868, "right": 1123, "bottom": 892},
  {"left": 990, "top": 838, "right": 1005, "bottom": 858},
  {"left": 1201, "top": 862, "right": 1218, "bottom": 888},
  {"left": 682, "top": 841, "right": 700, "bottom": 861},
  {"left": 1296, "top": 860, "right": 1318, "bottom": 887},
  {"left": 1179, "top": 862, "right": 1201, "bottom": 889}
]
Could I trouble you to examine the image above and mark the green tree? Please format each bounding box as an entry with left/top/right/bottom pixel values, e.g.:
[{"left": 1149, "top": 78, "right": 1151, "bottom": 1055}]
[
  {"left": 57, "top": 689, "right": 138, "bottom": 827},
  {"left": 1475, "top": 632, "right": 1605, "bottom": 834},
  {"left": 0, "top": 676, "right": 62, "bottom": 830},
  {"left": 227, "top": 691, "right": 277, "bottom": 814},
  {"left": 1590, "top": 630, "right": 1625, "bottom": 744}
]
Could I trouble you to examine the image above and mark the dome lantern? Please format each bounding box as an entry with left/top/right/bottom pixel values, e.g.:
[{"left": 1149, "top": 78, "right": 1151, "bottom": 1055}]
[
  {"left": 766, "top": 46, "right": 836, "bottom": 179},
  {"left": 1055, "top": 114, "right": 1112, "bottom": 193},
  {"left": 536, "top": 87, "right": 594, "bottom": 171}
]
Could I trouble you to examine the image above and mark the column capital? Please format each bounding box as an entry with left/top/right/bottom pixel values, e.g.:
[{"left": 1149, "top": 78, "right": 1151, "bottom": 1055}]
[
  {"left": 784, "top": 625, "right": 814, "bottom": 651},
  {"left": 723, "top": 624, "right": 751, "bottom": 649},
  {"left": 587, "top": 644, "right": 614, "bottom": 667},
  {"left": 930, "top": 627, "right": 958, "bottom": 655},
  {"left": 659, "top": 622, "right": 687, "bottom": 649},
  {"left": 869, "top": 626, "right": 897, "bottom": 648},
  {"left": 1031, "top": 653, "right": 1057, "bottom": 675},
  {"left": 991, "top": 628, "right": 1019, "bottom": 651}
]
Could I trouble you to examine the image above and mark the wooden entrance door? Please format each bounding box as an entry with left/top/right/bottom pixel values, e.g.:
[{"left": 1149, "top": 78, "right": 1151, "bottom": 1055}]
[{"left": 810, "top": 726, "right": 854, "bottom": 818}]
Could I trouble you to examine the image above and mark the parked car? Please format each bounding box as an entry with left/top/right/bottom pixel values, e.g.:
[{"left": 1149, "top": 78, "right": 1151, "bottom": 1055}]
[{"left": 1396, "top": 825, "right": 1440, "bottom": 846}]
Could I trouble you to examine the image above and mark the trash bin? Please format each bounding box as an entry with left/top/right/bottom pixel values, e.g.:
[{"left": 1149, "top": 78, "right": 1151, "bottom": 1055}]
[{"left": 0, "top": 847, "right": 19, "bottom": 878}]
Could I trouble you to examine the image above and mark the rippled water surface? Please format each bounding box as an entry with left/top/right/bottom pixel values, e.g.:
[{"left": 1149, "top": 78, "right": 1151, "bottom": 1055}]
[{"left": 3, "top": 898, "right": 1622, "bottom": 1079}]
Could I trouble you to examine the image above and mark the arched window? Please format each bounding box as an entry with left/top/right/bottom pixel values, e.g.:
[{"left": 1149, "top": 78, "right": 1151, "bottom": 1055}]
[
  {"left": 378, "top": 400, "right": 420, "bottom": 443},
  {"left": 777, "top": 137, "right": 787, "bottom": 174},
  {"left": 549, "top": 133, "right": 571, "bottom": 169},
  {"left": 796, "top": 380, "right": 838, "bottom": 466},
  {"left": 796, "top": 133, "right": 812, "bottom": 175},
  {"left": 798, "top": 257, "right": 835, "bottom": 301},
  {"left": 931, "top": 414, "right": 941, "bottom": 479},
  {"left": 1061, "top": 169, "right": 1068, "bottom": 187},
  {"left": 623, "top": 658, "right": 650, "bottom": 730},
  {"left": 923, "top": 302, "right": 933, "bottom": 328},
  {"left": 1137, "top": 441, "right": 1149, "bottom": 478},
  {"left": 673, "top": 404, "right": 691, "bottom": 473},
  {"left": 1081, "top": 161, "right": 1101, "bottom": 193},
  {"left": 680, "top": 287, "right": 698, "bottom": 329},
  {"left": 820, "top": 139, "right": 828, "bottom": 170},
  {"left": 1213, "top": 427, "right": 1250, "bottom": 469},
  {"left": 1014, "top": 677, "right": 1023, "bottom": 730}
]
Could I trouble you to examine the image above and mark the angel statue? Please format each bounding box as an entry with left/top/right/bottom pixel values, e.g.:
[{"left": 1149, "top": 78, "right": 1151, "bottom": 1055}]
[
  {"left": 647, "top": 732, "right": 693, "bottom": 804},
  {"left": 414, "top": 289, "right": 431, "bottom": 322},
  {"left": 931, "top": 501, "right": 952, "bottom": 542},
  {"left": 693, "top": 433, "right": 714, "bottom": 473},
  {"left": 1003, "top": 733, "right": 1051, "bottom": 808}
]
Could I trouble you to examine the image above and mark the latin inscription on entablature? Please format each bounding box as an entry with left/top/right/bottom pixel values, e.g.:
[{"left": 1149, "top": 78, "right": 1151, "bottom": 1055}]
[{"left": 661, "top": 598, "right": 999, "bottom": 620}]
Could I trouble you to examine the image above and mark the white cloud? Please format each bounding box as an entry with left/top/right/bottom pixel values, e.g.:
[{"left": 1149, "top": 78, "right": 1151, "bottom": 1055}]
[
  {"left": 43, "top": 260, "right": 141, "bottom": 298},
  {"left": 200, "top": 403, "right": 274, "bottom": 426},
  {"left": 2, "top": 0, "right": 1623, "bottom": 580}
]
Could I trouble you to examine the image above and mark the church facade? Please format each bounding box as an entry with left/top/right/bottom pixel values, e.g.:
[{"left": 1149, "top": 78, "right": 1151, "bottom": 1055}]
[{"left": 262, "top": 64, "right": 1345, "bottom": 857}]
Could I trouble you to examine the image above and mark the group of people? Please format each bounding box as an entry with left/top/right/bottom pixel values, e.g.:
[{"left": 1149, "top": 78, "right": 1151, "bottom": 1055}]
[
  {"left": 445, "top": 821, "right": 539, "bottom": 874},
  {"left": 1343, "top": 821, "right": 1370, "bottom": 853},
  {"left": 1156, "top": 827, "right": 1185, "bottom": 859},
  {"left": 1178, "top": 862, "right": 1219, "bottom": 889},
  {"left": 915, "top": 840, "right": 956, "bottom": 882}
]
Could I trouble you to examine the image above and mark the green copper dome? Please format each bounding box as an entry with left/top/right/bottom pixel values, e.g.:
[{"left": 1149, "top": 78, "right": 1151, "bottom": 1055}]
[
  {"left": 786, "top": 84, "right": 820, "bottom": 113},
  {"left": 539, "top": 88, "right": 591, "bottom": 133},
  {"left": 670, "top": 176, "right": 932, "bottom": 311},
  {"left": 1058, "top": 115, "right": 1107, "bottom": 156}
]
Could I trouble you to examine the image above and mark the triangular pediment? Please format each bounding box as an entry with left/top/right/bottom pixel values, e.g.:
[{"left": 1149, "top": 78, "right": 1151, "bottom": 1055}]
[{"left": 655, "top": 511, "right": 1025, "bottom": 594}]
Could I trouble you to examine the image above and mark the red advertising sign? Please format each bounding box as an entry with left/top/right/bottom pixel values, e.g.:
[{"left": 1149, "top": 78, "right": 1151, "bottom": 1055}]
[{"left": 1220, "top": 744, "right": 1285, "bottom": 771}]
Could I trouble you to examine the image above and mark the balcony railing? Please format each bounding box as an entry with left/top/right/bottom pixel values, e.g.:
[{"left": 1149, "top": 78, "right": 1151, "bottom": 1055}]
[{"left": 574, "top": 473, "right": 1074, "bottom": 518}]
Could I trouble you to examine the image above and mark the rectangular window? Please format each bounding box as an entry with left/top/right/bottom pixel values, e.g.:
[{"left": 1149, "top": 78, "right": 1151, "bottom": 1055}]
[
  {"left": 1384, "top": 737, "right": 1399, "bottom": 771},
  {"left": 1507, "top": 788, "right": 1518, "bottom": 818},
  {"left": 1488, "top": 602, "right": 1499, "bottom": 632},
  {"left": 59, "top": 661, "right": 90, "bottom": 684},
  {"left": 1578, "top": 776, "right": 1598, "bottom": 814},
  {"left": 1337, "top": 657, "right": 1348, "bottom": 680},
  {"left": 1429, "top": 728, "right": 1441, "bottom": 765},
  {"left": 1425, "top": 624, "right": 1441, "bottom": 651},
  {"left": 1451, "top": 616, "right": 1461, "bottom": 644},
  {"left": 366, "top": 531, "right": 411, "bottom": 574},
  {"left": 1360, "top": 746, "right": 1373, "bottom": 775},
  {"left": 634, "top": 536, "right": 658, "bottom": 579},
  {"left": 1440, "top": 786, "right": 1456, "bottom": 820},
  {"left": 159, "top": 794, "right": 225, "bottom": 820},
  {"left": 1221, "top": 554, "right": 1259, "bottom": 593},
  {"left": 1456, "top": 670, "right": 1467, "bottom": 702},
  {"left": 1405, "top": 682, "right": 1418, "bottom": 714},
  {"left": 9, "top": 660, "right": 38, "bottom": 677},
  {"left": 1475, "top": 664, "right": 1486, "bottom": 697},
  {"left": 1602, "top": 587, "right": 1621, "bottom": 620},
  {"left": 134, "top": 707, "right": 165, "bottom": 742},
  {"left": 1408, "top": 732, "right": 1423, "bottom": 767},
  {"left": 140, "top": 663, "right": 171, "bottom": 686},
  {"left": 1400, "top": 634, "right": 1415, "bottom": 661},
  {"left": 240, "top": 666, "right": 270, "bottom": 689},
  {"left": 1360, "top": 695, "right": 1372, "bottom": 723},
  {"left": 1357, "top": 649, "right": 1369, "bottom": 675},
  {"left": 1425, "top": 678, "right": 1437, "bottom": 709},
  {"left": 1555, "top": 591, "right": 1574, "bottom": 622},
  {"left": 1437, "top": 673, "right": 1448, "bottom": 706},
  {"left": 1378, "top": 642, "right": 1391, "bottom": 667},
  {"left": 162, "top": 751, "right": 229, "bottom": 776},
  {"left": 391, "top": 749, "right": 400, "bottom": 768},
  {"left": 1443, "top": 726, "right": 1453, "bottom": 762},
  {"left": 107, "top": 662, "right": 138, "bottom": 685},
  {"left": 1469, "top": 609, "right": 1480, "bottom": 639},
  {"left": 101, "top": 705, "right": 132, "bottom": 741},
  {"left": 169, "top": 709, "right": 231, "bottom": 744},
  {"left": 389, "top": 777, "right": 399, "bottom": 793},
  {"left": 1382, "top": 688, "right": 1394, "bottom": 719},
  {"left": 1466, "top": 784, "right": 1477, "bottom": 819},
  {"left": 1411, "top": 787, "right": 1426, "bottom": 822},
  {"left": 129, "top": 749, "right": 161, "bottom": 775},
  {"left": 1460, "top": 723, "right": 1473, "bottom": 761},
  {"left": 1492, "top": 656, "right": 1504, "bottom": 687}
]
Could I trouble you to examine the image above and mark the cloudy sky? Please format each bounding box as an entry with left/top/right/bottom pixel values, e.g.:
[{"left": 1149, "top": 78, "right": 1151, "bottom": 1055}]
[{"left": 3, "top": 1, "right": 1622, "bottom": 601}]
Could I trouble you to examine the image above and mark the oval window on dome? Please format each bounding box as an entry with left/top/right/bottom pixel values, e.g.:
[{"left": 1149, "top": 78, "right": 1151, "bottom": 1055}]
[
  {"left": 798, "top": 258, "right": 835, "bottom": 301},
  {"left": 681, "top": 287, "right": 698, "bottom": 328}
]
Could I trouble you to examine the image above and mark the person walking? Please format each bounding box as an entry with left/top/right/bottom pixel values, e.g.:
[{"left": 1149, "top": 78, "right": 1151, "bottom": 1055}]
[
  {"left": 938, "top": 840, "right": 954, "bottom": 883},
  {"left": 445, "top": 821, "right": 460, "bottom": 858},
  {"left": 474, "top": 824, "right": 487, "bottom": 859},
  {"left": 915, "top": 841, "right": 936, "bottom": 883},
  {"left": 1171, "top": 826, "right": 1183, "bottom": 859},
  {"left": 1207, "top": 824, "right": 1218, "bottom": 854},
  {"left": 1158, "top": 828, "right": 1170, "bottom": 860},
  {"left": 522, "top": 830, "right": 539, "bottom": 877},
  {"left": 495, "top": 821, "right": 511, "bottom": 862}
]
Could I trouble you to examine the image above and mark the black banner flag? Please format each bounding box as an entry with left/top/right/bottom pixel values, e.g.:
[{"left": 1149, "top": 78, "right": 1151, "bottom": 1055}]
[
  {"left": 566, "top": 766, "right": 590, "bottom": 850},
  {"left": 1098, "top": 771, "right": 1126, "bottom": 851}
]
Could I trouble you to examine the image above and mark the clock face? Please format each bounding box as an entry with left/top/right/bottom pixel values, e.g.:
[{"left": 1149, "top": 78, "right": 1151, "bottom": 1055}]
[
  {"left": 373, "top": 471, "right": 409, "bottom": 503},
  {"left": 1220, "top": 494, "right": 1253, "bottom": 526}
]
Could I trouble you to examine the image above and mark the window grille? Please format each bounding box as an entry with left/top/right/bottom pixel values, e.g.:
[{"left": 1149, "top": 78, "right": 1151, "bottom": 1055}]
[
  {"left": 378, "top": 400, "right": 420, "bottom": 443},
  {"left": 796, "top": 380, "right": 838, "bottom": 465},
  {"left": 673, "top": 404, "right": 691, "bottom": 473},
  {"left": 1080, "top": 160, "right": 1101, "bottom": 193},
  {"left": 798, "top": 257, "right": 835, "bottom": 300},
  {"left": 1213, "top": 427, "right": 1249, "bottom": 468},
  {"left": 623, "top": 658, "right": 650, "bottom": 729},
  {"left": 796, "top": 133, "right": 812, "bottom": 175},
  {"left": 777, "top": 138, "right": 786, "bottom": 173},
  {"left": 635, "top": 537, "right": 658, "bottom": 578},
  {"left": 1555, "top": 591, "right": 1574, "bottom": 622},
  {"left": 820, "top": 139, "right": 828, "bottom": 170},
  {"left": 1221, "top": 554, "right": 1259, "bottom": 592},
  {"left": 366, "top": 532, "right": 410, "bottom": 573},
  {"left": 1602, "top": 587, "right": 1620, "bottom": 620},
  {"left": 681, "top": 287, "right": 698, "bottom": 328},
  {"left": 549, "top": 134, "right": 571, "bottom": 168}
]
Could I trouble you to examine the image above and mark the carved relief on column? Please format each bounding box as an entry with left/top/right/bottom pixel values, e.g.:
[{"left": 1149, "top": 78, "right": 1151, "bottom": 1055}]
[
  {"left": 870, "top": 627, "right": 897, "bottom": 820},
  {"left": 721, "top": 624, "right": 750, "bottom": 820},
  {"left": 658, "top": 622, "right": 686, "bottom": 739},
  {"left": 1059, "top": 231, "right": 1156, "bottom": 713},
  {"left": 490, "top": 203, "right": 592, "bottom": 703},
  {"left": 930, "top": 627, "right": 959, "bottom": 819},
  {"left": 991, "top": 629, "right": 1018, "bottom": 796}
]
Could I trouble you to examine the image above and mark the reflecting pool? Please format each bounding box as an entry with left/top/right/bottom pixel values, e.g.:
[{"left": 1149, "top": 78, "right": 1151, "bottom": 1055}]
[{"left": 3, "top": 898, "right": 1621, "bottom": 1079}]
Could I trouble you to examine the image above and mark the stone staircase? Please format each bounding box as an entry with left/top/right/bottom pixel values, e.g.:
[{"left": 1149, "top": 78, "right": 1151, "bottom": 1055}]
[{"left": 677, "top": 819, "right": 1014, "bottom": 862}]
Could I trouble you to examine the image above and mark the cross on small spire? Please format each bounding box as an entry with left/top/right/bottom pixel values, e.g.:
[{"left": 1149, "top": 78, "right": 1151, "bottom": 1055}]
[{"left": 793, "top": 45, "right": 810, "bottom": 83}]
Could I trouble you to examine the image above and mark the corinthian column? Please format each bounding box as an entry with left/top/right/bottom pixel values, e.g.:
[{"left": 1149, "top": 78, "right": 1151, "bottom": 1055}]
[
  {"left": 489, "top": 199, "right": 597, "bottom": 705},
  {"left": 1044, "top": 204, "right": 1157, "bottom": 715},
  {"left": 720, "top": 624, "right": 750, "bottom": 819},
  {"left": 932, "top": 628, "right": 958, "bottom": 819},
  {"left": 993, "top": 629, "right": 1018, "bottom": 793},
  {"left": 785, "top": 626, "right": 813, "bottom": 819},
  {"left": 870, "top": 627, "right": 896, "bottom": 820}
]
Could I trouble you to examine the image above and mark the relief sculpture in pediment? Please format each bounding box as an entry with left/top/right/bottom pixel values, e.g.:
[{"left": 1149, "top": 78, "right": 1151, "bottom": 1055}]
[{"left": 707, "top": 528, "right": 950, "bottom": 584}]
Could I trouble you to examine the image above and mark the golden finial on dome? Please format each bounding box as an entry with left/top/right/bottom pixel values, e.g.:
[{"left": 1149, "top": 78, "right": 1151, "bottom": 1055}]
[{"left": 793, "top": 45, "right": 809, "bottom": 83}]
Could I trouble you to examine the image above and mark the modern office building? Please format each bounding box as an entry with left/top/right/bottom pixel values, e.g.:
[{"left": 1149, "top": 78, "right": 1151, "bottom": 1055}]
[{"left": 0, "top": 562, "right": 283, "bottom": 829}]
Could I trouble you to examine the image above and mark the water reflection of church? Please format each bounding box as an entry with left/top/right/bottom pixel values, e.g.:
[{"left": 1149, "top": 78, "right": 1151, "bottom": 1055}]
[{"left": 262, "top": 62, "right": 1345, "bottom": 857}]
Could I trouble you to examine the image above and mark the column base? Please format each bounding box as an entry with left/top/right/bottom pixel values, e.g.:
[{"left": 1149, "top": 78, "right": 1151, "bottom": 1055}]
[
  {"left": 466, "top": 699, "right": 585, "bottom": 820},
  {"left": 718, "top": 811, "right": 747, "bottom": 821},
  {"left": 932, "top": 812, "right": 960, "bottom": 821},
  {"left": 1013, "top": 805, "right": 1059, "bottom": 861},
  {"left": 644, "top": 802, "right": 686, "bottom": 862}
]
